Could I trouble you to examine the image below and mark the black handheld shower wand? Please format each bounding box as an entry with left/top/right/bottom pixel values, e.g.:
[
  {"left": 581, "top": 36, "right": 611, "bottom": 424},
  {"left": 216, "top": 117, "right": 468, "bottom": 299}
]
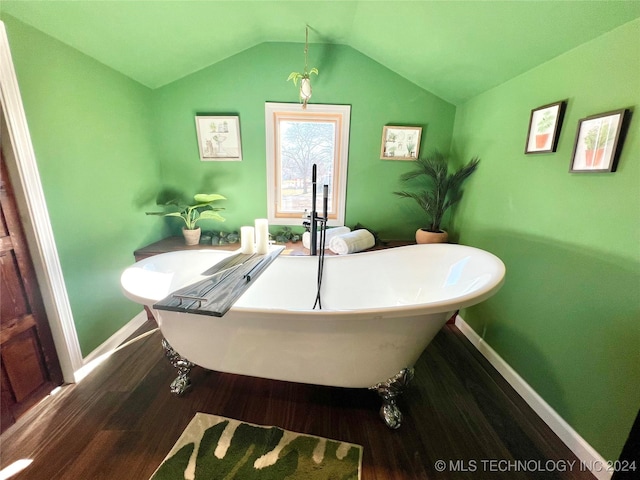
[{"left": 310, "top": 164, "right": 318, "bottom": 255}]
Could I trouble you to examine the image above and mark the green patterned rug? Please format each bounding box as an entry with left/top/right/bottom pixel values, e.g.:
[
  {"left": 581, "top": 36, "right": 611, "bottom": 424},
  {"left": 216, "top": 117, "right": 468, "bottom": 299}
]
[{"left": 150, "top": 413, "right": 363, "bottom": 480}]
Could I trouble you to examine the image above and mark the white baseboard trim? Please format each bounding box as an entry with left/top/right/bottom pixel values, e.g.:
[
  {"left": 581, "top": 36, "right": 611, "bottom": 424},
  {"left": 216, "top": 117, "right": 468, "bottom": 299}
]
[
  {"left": 74, "top": 311, "right": 148, "bottom": 383},
  {"left": 454, "top": 315, "right": 612, "bottom": 480}
]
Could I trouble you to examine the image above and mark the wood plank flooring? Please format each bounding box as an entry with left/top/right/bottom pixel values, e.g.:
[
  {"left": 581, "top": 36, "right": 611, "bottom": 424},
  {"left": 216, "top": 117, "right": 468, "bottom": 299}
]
[{"left": 0, "top": 321, "right": 596, "bottom": 480}]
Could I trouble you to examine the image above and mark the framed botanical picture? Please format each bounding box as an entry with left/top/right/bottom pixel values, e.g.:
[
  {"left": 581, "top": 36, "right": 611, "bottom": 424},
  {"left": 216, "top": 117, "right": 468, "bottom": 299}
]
[
  {"left": 195, "top": 115, "right": 242, "bottom": 161},
  {"left": 525, "top": 100, "right": 567, "bottom": 154},
  {"left": 380, "top": 126, "right": 422, "bottom": 160},
  {"left": 570, "top": 109, "right": 629, "bottom": 173}
]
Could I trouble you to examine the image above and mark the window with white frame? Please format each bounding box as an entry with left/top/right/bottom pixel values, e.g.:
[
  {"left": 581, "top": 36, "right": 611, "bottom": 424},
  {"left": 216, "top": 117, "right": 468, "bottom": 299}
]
[{"left": 265, "top": 103, "right": 351, "bottom": 226}]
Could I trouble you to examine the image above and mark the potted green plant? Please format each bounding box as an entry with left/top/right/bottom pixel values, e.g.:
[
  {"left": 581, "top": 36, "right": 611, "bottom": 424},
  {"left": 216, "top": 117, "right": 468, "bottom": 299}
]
[
  {"left": 584, "top": 123, "right": 611, "bottom": 167},
  {"left": 287, "top": 68, "right": 318, "bottom": 109},
  {"left": 147, "top": 191, "right": 226, "bottom": 245},
  {"left": 535, "top": 110, "right": 554, "bottom": 148},
  {"left": 394, "top": 150, "right": 480, "bottom": 244},
  {"left": 287, "top": 26, "right": 318, "bottom": 109}
]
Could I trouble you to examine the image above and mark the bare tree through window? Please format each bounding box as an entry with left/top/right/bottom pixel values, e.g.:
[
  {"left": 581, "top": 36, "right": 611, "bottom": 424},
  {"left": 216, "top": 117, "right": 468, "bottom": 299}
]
[
  {"left": 279, "top": 121, "right": 335, "bottom": 212},
  {"left": 265, "top": 103, "right": 351, "bottom": 226}
]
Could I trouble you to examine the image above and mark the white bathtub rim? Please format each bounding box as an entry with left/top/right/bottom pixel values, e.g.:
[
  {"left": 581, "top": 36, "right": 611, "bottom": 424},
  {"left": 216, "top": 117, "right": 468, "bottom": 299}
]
[{"left": 121, "top": 243, "right": 506, "bottom": 318}]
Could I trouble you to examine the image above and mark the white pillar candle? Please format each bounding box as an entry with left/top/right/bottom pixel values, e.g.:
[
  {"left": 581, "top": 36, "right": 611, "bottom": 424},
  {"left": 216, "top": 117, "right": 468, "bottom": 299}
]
[
  {"left": 240, "top": 226, "right": 255, "bottom": 254},
  {"left": 255, "top": 218, "right": 269, "bottom": 254}
]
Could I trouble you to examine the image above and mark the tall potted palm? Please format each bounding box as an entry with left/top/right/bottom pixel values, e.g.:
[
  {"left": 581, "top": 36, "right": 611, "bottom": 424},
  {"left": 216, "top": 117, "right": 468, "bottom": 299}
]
[{"left": 394, "top": 151, "right": 480, "bottom": 244}]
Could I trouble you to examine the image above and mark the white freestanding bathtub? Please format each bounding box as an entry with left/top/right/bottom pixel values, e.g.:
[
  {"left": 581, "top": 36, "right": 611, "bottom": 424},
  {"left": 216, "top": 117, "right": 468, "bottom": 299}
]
[{"left": 121, "top": 243, "right": 505, "bottom": 428}]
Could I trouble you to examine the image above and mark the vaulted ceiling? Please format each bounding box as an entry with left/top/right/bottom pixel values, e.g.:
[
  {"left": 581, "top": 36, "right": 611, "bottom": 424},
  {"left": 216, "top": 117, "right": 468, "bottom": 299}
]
[{"left": 2, "top": 1, "right": 639, "bottom": 105}]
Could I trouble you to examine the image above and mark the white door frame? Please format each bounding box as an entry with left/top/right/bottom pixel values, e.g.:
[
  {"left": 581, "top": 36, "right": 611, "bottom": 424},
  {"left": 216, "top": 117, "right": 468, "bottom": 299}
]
[{"left": 0, "top": 21, "right": 82, "bottom": 382}]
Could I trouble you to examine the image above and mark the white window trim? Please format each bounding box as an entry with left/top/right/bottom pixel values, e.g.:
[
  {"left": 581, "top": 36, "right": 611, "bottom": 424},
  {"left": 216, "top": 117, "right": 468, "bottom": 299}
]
[{"left": 265, "top": 102, "right": 351, "bottom": 227}]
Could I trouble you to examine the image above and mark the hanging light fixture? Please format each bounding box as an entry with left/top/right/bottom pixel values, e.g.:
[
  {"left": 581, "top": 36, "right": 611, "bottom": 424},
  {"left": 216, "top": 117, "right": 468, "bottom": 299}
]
[{"left": 287, "top": 25, "right": 318, "bottom": 109}]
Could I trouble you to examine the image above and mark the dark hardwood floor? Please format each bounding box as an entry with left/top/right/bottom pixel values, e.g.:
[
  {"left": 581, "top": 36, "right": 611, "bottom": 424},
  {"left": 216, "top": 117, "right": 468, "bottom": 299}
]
[{"left": 0, "top": 321, "right": 595, "bottom": 480}]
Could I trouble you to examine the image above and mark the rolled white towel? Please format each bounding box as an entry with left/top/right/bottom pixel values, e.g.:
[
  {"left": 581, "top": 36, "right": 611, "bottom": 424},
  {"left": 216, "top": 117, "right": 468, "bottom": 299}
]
[
  {"left": 329, "top": 229, "right": 375, "bottom": 255},
  {"left": 302, "top": 226, "right": 351, "bottom": 250}
]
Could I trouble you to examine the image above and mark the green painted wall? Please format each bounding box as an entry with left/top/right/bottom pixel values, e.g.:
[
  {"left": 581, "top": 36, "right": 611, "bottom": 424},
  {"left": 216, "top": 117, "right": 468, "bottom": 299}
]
[
  {"left": 3, "top": 16, "right": 165, "bottom": 356},
  {"left": 9, "top": 6, "right": 636, "bottom": 463},
  {"left": 451, "top": 19, "right": 640, "bottom": 460},
  {"left": 3, "top": 17, "right": 456, "bottom": 356},
  {"left": 152, "top": 42, "right": 456, "bottom": 240}
]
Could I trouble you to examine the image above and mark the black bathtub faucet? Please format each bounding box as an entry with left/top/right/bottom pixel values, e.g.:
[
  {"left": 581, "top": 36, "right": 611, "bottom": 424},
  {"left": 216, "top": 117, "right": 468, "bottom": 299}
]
[
  {"left": 304, "top": 163, "right": 328, "bottom": 256},
  {"left": 306, "top": 164, "right": 328, "bottom": 310}
]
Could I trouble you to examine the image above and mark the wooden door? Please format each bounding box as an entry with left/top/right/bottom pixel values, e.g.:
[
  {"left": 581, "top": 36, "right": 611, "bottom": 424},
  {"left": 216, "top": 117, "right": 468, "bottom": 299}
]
[{"left": 1, "top": 155, "right": 62, "bottom": 433}]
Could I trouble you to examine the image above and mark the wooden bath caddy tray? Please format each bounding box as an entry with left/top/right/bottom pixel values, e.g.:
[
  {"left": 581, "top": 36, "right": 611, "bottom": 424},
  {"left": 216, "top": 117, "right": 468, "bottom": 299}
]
[{"left": 153, "top": 246, "right": 284, "bottom": 317}]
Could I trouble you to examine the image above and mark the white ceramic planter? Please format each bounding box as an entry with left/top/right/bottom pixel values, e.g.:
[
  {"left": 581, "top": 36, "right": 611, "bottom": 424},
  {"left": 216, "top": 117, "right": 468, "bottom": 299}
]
[{"left": 182, "top": 227, "right": 201, "bottom": 246}]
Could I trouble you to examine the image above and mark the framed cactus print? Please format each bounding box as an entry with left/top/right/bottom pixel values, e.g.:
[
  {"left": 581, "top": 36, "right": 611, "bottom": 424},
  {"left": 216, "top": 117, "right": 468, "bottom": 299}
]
[
  {"left": 525, "top": 100, "right": 566, "bottom": 154},
  {"left": 570, "top": 109, "right": 629, "bottom": 173}
]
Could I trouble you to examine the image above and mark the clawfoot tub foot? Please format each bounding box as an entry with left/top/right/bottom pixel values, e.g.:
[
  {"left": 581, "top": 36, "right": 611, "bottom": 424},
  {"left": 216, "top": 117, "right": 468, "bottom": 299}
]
[
  {"left": 162, "top": 338, "right": 195, "bottom": 396},
  {"left": 369, "top": 367, "right": 415, "bottom": 429}
]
